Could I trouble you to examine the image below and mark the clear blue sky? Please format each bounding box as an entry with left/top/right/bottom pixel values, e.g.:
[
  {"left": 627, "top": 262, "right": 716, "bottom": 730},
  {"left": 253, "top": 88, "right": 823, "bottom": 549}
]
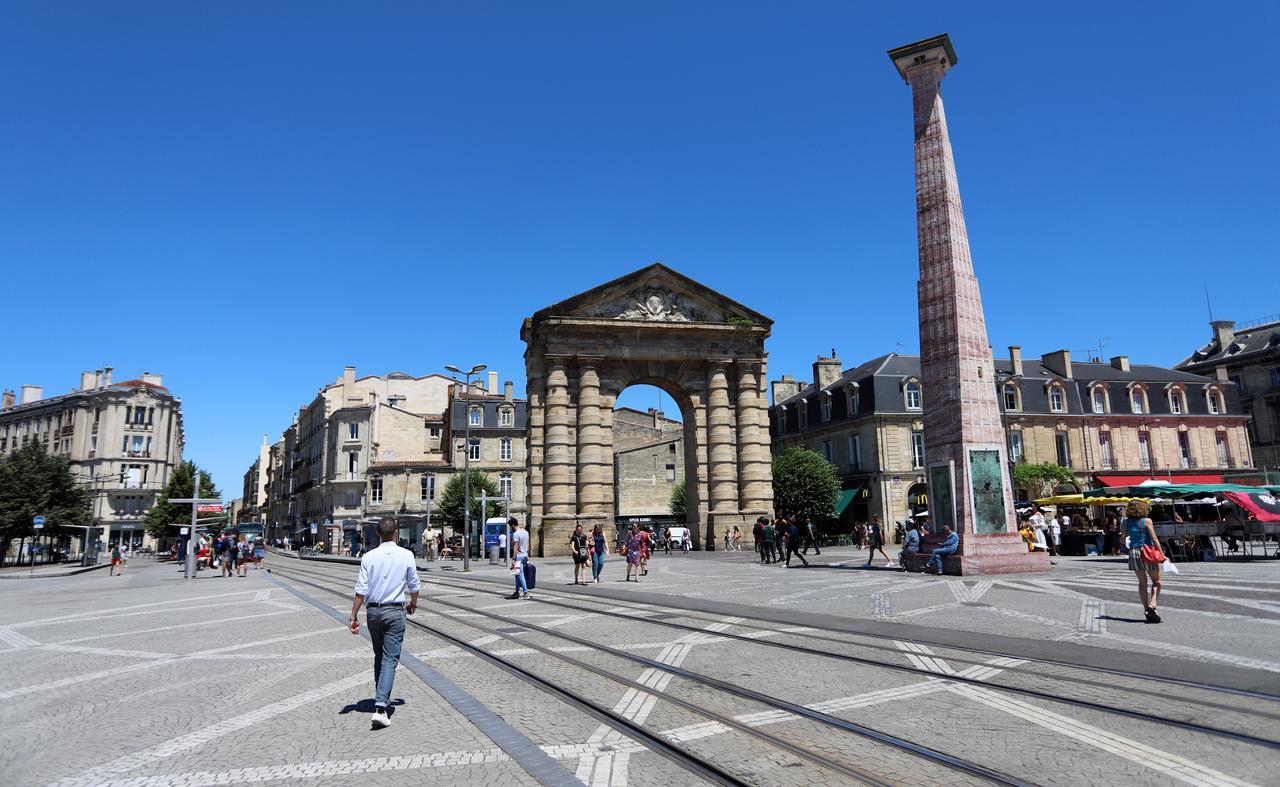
[{"left": 3, "top": 3, "right": 1276, "bottom": 497}]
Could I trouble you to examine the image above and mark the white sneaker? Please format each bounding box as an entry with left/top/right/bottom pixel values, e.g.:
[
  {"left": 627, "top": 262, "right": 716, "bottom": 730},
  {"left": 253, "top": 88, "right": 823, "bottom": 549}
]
[
  {"left": 371, "top": 708, "right": 391, "bottom": 729},
  {"left": 884, "top": 561, "right": 896, "bottom": 568}
]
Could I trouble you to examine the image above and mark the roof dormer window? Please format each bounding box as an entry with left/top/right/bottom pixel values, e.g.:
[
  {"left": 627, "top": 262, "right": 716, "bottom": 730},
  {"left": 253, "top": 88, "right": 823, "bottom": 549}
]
[{"left": 904, "top": 379, "right": 922, "bottom": 411}]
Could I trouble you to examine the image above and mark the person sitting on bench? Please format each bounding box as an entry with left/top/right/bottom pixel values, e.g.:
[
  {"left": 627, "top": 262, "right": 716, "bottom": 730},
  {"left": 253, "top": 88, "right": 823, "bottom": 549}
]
[{"left": 927, "top": 526, "right": 959, "bottom": 575}]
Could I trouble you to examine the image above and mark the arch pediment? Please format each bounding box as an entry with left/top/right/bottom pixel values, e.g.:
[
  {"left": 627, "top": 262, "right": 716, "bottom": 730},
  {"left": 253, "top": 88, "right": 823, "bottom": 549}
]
[{"left": 528, "top": 263, "right": 771, "bottom": 327}]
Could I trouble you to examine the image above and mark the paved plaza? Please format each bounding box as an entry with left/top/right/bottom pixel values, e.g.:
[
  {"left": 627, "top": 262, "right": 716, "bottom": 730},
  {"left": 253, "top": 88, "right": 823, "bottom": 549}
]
[{"left": 0, "top": 549, "right": 1276, "bottom": 786}]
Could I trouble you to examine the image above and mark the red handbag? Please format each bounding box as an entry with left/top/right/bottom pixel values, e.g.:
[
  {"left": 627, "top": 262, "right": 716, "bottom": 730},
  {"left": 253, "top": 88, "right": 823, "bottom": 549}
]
[{"left": 1139, "top": 543, "right": 1166, "bottom": 564}]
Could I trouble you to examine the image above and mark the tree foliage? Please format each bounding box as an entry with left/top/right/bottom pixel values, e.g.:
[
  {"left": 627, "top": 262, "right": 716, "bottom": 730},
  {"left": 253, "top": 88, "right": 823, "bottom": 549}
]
[
  {"left": 771, "top": 447, "right": 840, "bottom": 521},
  {"left": 1011, "top": 462, "right": 1076, "bottom": 502},
  {"left": 144, "top": 461, "right": 220, "bottom": 540},
  {"left": 668, "top": 479, "right": 687, "bottom": 519},
  {"left": 0, "top": 441, "right": 91, "bottom": 553},
  {"left": 436, "top": 470, "right": 503, "bottom": 533}
]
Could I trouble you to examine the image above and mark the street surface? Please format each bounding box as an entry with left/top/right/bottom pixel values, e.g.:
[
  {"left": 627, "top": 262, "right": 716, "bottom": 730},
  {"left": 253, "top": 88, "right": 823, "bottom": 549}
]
[{"left": 0, "top": 547, "right": 1275, "bottom": 786}]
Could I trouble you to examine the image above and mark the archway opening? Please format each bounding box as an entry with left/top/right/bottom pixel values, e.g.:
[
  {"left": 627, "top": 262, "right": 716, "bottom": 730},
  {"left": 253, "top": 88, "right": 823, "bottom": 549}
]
[{"left": 611, "top": 383, "right": 700, "bottom": 548}]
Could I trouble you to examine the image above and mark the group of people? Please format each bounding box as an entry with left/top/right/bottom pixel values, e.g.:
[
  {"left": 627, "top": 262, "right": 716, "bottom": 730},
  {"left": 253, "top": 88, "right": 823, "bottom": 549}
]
[
  {"left": 751, "top": 515, "right": 821, "bottom": 566},
  {"left": 189, "top": 532, "right": 265, "bottom": 576}
]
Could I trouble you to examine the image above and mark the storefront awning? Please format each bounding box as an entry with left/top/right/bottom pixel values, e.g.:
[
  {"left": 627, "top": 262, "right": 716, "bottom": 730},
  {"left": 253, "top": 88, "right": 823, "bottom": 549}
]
[
  {"left": 1094, "top": 474, "right": 1224, "bottom": 488},
  {"left": 1223, "top": 491, "right": 1280, "bottom": 522},
  {"left": 834, "top": 484, "right": 866, "bottom": 515}
]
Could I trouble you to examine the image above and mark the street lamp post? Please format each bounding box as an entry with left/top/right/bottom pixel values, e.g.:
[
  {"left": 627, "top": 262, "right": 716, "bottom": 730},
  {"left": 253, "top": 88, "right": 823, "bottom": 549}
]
[{"left": 445, "top": 363, "right": 486, "bottom": 572}]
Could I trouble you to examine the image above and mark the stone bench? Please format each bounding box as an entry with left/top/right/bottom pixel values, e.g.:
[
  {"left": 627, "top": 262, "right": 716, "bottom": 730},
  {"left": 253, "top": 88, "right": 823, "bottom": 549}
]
[{"left": 902, "top": 551, "right": 962, "bottom": 575}]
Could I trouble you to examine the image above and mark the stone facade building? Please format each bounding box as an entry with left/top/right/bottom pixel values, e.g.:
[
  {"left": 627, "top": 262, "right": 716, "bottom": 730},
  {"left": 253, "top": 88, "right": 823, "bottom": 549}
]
[
  {"left": 256, "top": 366, "right": 527, "bottom": 550},
  {"left": 0, "top": 367, "right": 184, "bottom": 550},
  {"left": 770, "top": 348, "right": 1252, "bottom": 529},
  {"left": 612, "top": 407, "right": 684, "bottom": 518},
  {"left": 1176, "top": 318, "right": 1280, "bottom": 476}
]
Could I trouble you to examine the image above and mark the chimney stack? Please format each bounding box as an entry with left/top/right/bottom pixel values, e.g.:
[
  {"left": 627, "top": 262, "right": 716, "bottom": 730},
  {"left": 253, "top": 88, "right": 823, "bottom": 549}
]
[
  {"left": 102, "top": 366, "right": 113, "bottom": 387},
  {"left": 487, "top": 371, "right": 499, "bottom": 393},
  {"left": 1042, "top": 349, "right": 1073, "bottom": 379},
  {"left": 1009, "top": 346, "right": 1023, "bottom": 377},
  {"left": 342, "top": 365, "right": 356, "bottom": 387},
  {"left": 141, "top": 372, "right": 163, "bottom": 387},
  {"left": 80, "top": 371, "right": 96, "bottom": 390},
  {"left": 503, "top": 380, "right": 514, "bottom": 402},
  {"left": 771, "top": 375, "right": 802, "bottom": 404},
  {"left": 812, "top": 351, "right": 842, "bottom": 390},
  {"left": 1110, "top": 356, "right": 1130, "bottom": 372},
  {"left": 652, "top": 409, "right": 666, "bottom": 429},
  {"left": 1211, "top": 320, "right": 1236, "bottom": 350},
  {"left": 1, "top": 390, "right": 14, "bottom": 410},
  {"left": 19, "top": 385, "right": 43, "bottom": 404}
]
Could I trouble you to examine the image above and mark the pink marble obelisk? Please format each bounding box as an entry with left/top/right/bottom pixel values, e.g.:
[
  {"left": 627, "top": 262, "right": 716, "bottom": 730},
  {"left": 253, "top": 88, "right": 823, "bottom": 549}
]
[{"left": 888, "top": 35, "right": 1048, "bottom": 574}]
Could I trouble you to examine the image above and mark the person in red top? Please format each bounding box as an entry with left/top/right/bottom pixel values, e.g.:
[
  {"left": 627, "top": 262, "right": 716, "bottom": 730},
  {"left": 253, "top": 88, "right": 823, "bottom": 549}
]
[{"left": 639, "top": 526, "right": 652, "bottom": 576}]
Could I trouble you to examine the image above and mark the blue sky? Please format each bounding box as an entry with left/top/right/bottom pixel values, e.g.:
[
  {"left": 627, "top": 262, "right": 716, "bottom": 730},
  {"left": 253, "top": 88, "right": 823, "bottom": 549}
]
[{"left": 2, "top": 2, "right": 1276, "bottom": 497}]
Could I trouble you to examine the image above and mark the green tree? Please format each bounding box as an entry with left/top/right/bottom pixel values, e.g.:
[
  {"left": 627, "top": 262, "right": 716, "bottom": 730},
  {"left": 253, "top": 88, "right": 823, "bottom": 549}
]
[
  {"left": 144, "top": 461, "right": 220, "bottom": 540},
  {"left": 668, "top": 479, "right": 687, "bottom": 520},
  {"left": 436, "top": 470, "right": 503, "bottom": 533},
  {"left": 771, "top": 447, "right": 840, "bottom": 521},
  {"left": 0, "top": 441, "right": 91, "bottom": 562},
  {"left": 1011, "top": 462, "right": 1076, "bottom": 502}
]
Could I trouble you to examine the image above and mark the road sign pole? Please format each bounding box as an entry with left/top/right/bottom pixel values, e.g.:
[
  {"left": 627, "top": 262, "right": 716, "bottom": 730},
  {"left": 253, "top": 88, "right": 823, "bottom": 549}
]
[{"left": 187, "top": 473, "right": 200, "bottom": 579}]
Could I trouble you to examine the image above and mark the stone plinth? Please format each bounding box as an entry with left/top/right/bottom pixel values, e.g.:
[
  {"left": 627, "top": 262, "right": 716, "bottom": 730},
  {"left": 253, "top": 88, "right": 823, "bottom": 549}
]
[{"left": 903, "top": 533, "right": 1051, "bottom": 575}]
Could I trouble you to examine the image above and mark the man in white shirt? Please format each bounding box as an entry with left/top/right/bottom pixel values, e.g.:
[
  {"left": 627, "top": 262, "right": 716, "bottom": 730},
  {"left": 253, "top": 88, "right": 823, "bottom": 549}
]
[
  {"left": 349, "top": 516, "right": 421, "bottom": 729},
  {"left": 509, "top": 517, "right": 530, "bottom": 600}
]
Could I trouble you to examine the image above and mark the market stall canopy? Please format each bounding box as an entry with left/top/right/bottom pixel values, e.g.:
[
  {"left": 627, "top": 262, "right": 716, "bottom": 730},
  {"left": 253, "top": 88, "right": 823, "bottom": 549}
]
[
  {"left": 1036, "top": 493, "right": 1144, "bottom": 505},
  {"left": 1085, "top": 483, "right": 1270, "bottom": 500},
  {"left": 1223, "top": 491, "right": 1280, "bottom": 522}
]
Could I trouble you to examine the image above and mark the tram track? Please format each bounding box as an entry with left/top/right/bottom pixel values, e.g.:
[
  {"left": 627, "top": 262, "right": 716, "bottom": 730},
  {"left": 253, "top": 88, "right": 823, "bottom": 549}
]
[{"left": 269, "top": 562, "right": 1029, "bottom": 786}]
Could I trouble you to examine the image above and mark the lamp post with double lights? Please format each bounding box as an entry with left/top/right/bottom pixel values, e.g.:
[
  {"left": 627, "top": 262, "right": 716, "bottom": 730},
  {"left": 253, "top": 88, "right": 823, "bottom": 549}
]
[{"left": 445, "top": 363, "right": 486, "bottom": 572}]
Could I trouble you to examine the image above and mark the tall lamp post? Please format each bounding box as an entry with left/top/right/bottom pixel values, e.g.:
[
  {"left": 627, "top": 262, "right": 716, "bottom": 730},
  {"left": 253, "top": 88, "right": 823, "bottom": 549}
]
[{"left": 445, "top": 363, "right": 486, "bottom": 572}]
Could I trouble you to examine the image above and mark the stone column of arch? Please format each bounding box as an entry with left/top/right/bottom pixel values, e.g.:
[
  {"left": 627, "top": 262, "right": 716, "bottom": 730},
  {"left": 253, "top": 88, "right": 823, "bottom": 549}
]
[
  {"left": 734, "top": 359, "right": 772, "bottom": 518},
  {"left": 543, "top": 359, "right": 576, "bottom": 515},
  {"left": 705, "top": 361, "right": 740, "bottom": 540},
  {"left": 575, "top": 359, "right": 611, "bottom": 518},
  {"left": 524, "top": 373, "right": 546, "bottom": 547}
]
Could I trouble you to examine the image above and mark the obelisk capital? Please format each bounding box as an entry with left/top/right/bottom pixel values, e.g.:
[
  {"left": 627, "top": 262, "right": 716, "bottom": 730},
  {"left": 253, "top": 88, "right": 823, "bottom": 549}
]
[{"left": 887, "top": 33, "right": 957, "bottom": 84}]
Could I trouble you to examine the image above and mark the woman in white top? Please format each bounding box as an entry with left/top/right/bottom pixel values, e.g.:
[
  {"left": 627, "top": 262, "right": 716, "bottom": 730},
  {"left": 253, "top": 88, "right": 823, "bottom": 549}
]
[{"left": 1029, "top": 505, "right": 1049, "bottom": 551}]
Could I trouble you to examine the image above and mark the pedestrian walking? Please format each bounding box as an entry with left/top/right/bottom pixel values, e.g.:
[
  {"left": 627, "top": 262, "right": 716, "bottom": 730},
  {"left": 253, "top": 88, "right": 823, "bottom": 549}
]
[
  {"left": 424, "top": 525, "right": 436, "bottom": 561},
  {"left": 570, "top": 525, "right": 590, "bottom": 586},
  {"left": 1028, "top": 505, "right": 1049, "bottom": 552},
  {"left": 663, "top": 527, "right": 672, "bottom": 556},
  {"left": 761, "top": 519, "right": 775, "bottom": 564},
  {"left": 1047, "top": 513, "right": 1061, "bottom": 557},
  {"left": 622, "top": 526, "right": 643, "bottom": 581},
  {"left": 118, "top": 542, "right": 130, "bottom": 572},
  {"left": 349, "top": 516, "right": 421, "bottom": 729},
  {"left": 498, "top": 530, "right": 507, "bottom": 560},
  {"left": 640, "top": 525, "right": 653, "bottom": 575},
  {"left": 926, "top": 526, "right": 960, "bottom": 575},
  {"left": 786, "top": 519, "right": 809, "bottom": 566},
  {"left": 803, "top": 515, "right": 821, "bottom": 555},
  {"left": 590, "top": 523, "right": 608, "bottom": 583},
  {"left": 731, "top": 526, "right": 742, "bottom": 551},
  {"left": 1124, "top": 499, "right": 1165, "bottom": 623},
  {"left": 237, "top": 536, "right": 252, "bottom": 577},
  {"left": 864, "top": 515, "right": 894, "bottom": 567},
  {"left": 109, "top": 543, "right": 123, "bottom": 576},
  {"left": 220, "top": 534, "right": 236, "bottom": 578},
  {"left": 724, "top": 528, "right": 731, "bottom": 551},
  {"left": 509, "top": 518, "right": 531, "bottom": 599},
  {"left": 253, "top": 538, "right": 266, "bottom": 569}
]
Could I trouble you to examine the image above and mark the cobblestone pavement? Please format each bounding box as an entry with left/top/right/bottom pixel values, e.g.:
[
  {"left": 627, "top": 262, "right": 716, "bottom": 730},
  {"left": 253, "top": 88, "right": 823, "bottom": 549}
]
[{"left": 2, "top": 550, "right": 1277, "bottom": 786}]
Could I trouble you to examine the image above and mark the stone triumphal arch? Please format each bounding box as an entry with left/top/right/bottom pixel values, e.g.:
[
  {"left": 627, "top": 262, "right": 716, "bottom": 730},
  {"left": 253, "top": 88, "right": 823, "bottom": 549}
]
[{"left": 522, "top": 264, "right": 774, "bottom": 556}]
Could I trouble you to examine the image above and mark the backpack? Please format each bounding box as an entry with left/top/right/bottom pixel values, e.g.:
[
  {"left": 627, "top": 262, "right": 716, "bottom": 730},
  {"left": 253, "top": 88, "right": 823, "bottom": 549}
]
[{"left": 111, "top": 546, "right": 121, "bottom": 560}]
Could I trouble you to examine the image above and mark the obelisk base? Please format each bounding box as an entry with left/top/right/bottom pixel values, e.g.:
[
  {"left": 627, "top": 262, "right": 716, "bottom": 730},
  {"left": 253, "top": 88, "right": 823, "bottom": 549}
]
[{"left": 904, "top": 533, "right": 1051, "bottom": 575}]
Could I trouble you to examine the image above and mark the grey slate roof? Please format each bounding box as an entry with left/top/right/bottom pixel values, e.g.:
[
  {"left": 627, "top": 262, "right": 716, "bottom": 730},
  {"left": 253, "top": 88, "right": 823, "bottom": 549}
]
[{"left": 1175, "top": 320, "right": 1280, "bottom": 370}]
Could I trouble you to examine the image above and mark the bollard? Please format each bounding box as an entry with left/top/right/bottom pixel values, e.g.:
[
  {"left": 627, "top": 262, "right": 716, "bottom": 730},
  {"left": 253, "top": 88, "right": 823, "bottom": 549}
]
[{"left": 489, "top": 545, "right": 499, "bottom": 565}]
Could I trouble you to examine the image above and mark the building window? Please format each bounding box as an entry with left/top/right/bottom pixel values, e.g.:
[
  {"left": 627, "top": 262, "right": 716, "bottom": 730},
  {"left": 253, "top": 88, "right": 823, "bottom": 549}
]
[
  {"left": 775, "top": 408, "right": 786, "bottom": 434},
  {"left": 1007, "top": 431, "right": 1024, "bottom": 464},
  {"left": 665, "top": 464, "right": 676, "bottom": 481},
  {"left": 1099, "top": 431, "right": 1113, "bottom": 470},
  {"left": 468, "top": 438, "right": 481, "bottom": 461},
  {"left": 131, "top": 436, "right": 144, "bottom": 456},
  {"left": 499, "top": 408, "right": 514, "bottom": 426},
  {"left": 348, "top": 452, "right": 358, "bottom": 479},
  {"left": 1178, "top": 432, "right": 1193, "bottom": 468},
  {"left": 797, "top": 401, "right": 808, "bottom": 429},
  {"left": 370, "top": 477, "right": 383, "bottom": 503},
  {"left": 348, "top": 422, "right": 359, "bottom": 439},
  {"left": 1229, "top": 374, "right": 1243, "bottom": 395},
  {"left": 1271, "top": 367, "right": 1280, "bottom": 387},
  {"left": 421, "top": 474, "right": 435, "bottom": 502},
  {"left": 1207, "top": 390, "right": 1222, "bottom": 415},
  {"left": 1055, "top": 431, "right": 1071, "bottom": 467},
  {"left": 1092, "top": 388, "right": 1107, "bottom": 414},
  {"left": 499, "top": 472, "right": 513, "bottom": 499},
  {"left": 1169, "top": 389, "right": 1185, "bottom": 414},
  {"left": 847, "top": 388, "right": 860, "bottom": 415},
  {"left": 429, "top": 427, "right": 441, "bottom": 438},
  {"left": 849, "top": 434, "right": 862, "bottom": 470},
  {"left": 821, "top": 394, "right": 832, "bottom": 422},
  {"left": 344, "top": 490, "right": 357, "bottom": 508},
  {"left": 500, "top": 437, "right": 512, "bottom": 461},
  {"left": 1216, "top": 432, "right": 1230, "bottom": 466},
  {"left": 1003, "top": 384, "right": 1019, "bottom": 411},
  {"left": 905, "top": 381, "right": 922, "bottom": 410},
  {"left": 468, "top": 407, "right": 482, "bottom": 426},
  {"left": 1049, "top": 385, "right": 1065, "bottom": 413},
  {"left": 1131, "top": 387, "right": 1147, "bottom": 414},
  {"left": 910, "top": 431, "right": 925, "bottom": 469}
]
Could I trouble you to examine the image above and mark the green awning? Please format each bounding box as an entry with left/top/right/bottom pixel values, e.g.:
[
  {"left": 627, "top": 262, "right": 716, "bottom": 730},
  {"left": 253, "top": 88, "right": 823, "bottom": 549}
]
[{"left": 834, "top": 485, "right": 865, "bottom": 515}]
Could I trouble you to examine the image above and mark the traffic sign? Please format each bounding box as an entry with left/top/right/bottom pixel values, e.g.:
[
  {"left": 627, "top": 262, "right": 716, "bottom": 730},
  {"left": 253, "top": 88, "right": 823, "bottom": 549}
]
[
  {"left": 33, "top": 515, "right": 45, "bottom": 526},
  {"left": 310, "top": 523, "right": 318, "bottom": 534},
  {"left": 197, "top": 504, "right": 223, "bottom": 513}
]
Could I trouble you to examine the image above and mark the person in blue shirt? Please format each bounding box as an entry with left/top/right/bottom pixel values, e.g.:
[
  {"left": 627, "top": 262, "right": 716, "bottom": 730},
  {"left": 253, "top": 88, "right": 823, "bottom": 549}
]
[
  {"left": 1124, "top": 499, "right": 1164, "bottom": 623},
  {"left": 899, "top": 521, "right": 922, "bottom": 568},
  {"left": 927, "top": 526, "right": 960, "bottom": 575}
]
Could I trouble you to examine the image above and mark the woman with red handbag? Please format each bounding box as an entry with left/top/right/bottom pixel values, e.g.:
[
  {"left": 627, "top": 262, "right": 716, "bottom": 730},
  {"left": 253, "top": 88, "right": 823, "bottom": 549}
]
[{"left": 1124, "top": 499, "right": 1166, "bottom": 623}]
